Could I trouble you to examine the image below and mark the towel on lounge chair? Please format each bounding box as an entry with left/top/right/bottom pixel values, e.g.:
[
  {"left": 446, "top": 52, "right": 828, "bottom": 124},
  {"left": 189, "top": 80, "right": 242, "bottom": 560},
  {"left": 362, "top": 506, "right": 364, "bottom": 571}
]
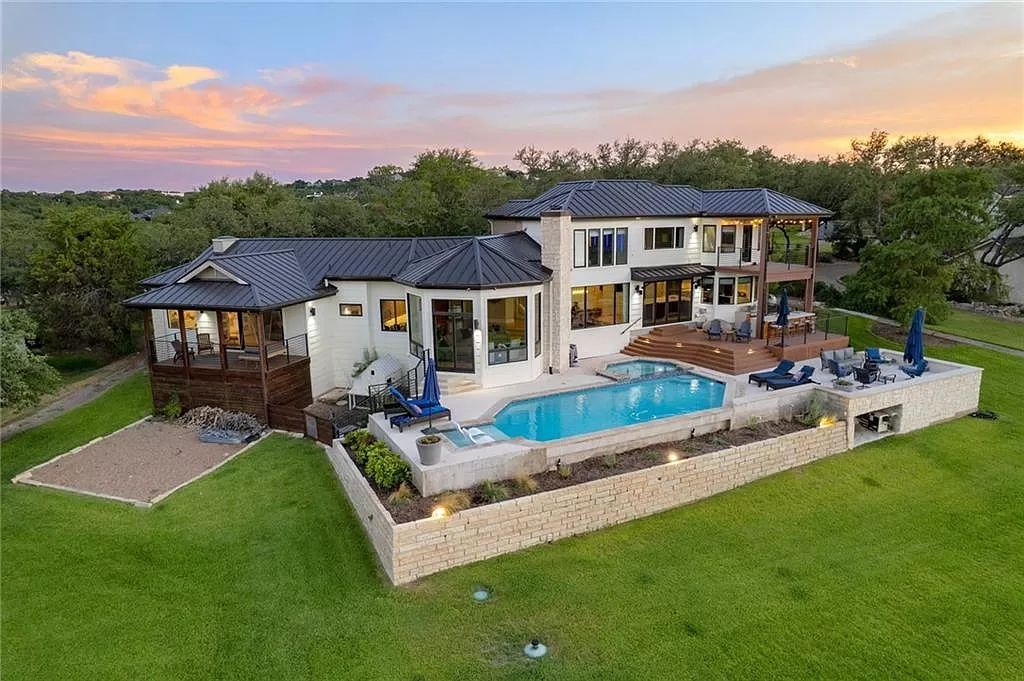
[{"left": 748, "top": 360, "right": 795, "bottom": 387}]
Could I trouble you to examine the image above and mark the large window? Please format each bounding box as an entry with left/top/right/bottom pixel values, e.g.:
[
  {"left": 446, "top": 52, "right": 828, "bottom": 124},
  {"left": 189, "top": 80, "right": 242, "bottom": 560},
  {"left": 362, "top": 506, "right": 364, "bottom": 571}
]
[
  {"left": 380, "top": 299, "right": 407, "bottom": 332},
  {"left": 166, "top": 310, "right": 198, "bottom": 331},
  {"left": 573, "top": 230, "right": 587, "bottom": 267},
  {"left": 534, "top": 292, "right": 542, "bottom": 357},
  {"left": 720, "top": 224, "right": 737, "bottom": 253},
  {"left": 574, "top": 227, "right": 628, "bottom": 267},
  {"left": 702, "top": 225, "right": 717, "bottom": 253},
  {"left": 263, "top": 309, "right": 284, "bottom": 342},
  {"left": 339, "top": 303, "right": 363, "bottom": 317},
  {"left": 697, "top": 276, "right": 715, "bottom": 305},
  {"left": 644, "top": 226, "right": 688, "bottom": 250},
  {"left": 570, "top": 284, "right": 627, "bottom": 329},
  {"left": 718, "top": 277, "right": 736, "bottom": 305},
  {"left": 642, "top": 279, "right": 694, "bottom": 326},
  {"left": 737, "top": 276, "right": 754, "bottom": 305},
  {"left": 407, "top": 294, "right": 423, "bottom": 357},
  {"left": 487, "top": 296, "right": 528, "bottom": 365}
]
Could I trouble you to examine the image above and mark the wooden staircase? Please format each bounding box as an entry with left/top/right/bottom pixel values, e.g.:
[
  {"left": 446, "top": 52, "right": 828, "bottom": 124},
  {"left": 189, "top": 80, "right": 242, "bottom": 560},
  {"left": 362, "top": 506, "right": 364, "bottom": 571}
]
[{"left": 622, "top": 326, "right": 779, "bottom": 374}]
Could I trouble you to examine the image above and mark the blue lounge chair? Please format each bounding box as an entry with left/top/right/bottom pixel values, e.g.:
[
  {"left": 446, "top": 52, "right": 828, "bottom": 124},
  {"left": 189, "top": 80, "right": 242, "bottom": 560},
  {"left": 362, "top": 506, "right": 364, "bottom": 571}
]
[
  {"left": 734, "top": 319, "right": 752, "bottom": 343},
  {"left": 704, "top": 319, "right": 723, "bottom": 340},
  {"left": 865, "top": 347, "right": 891, "bottom": 365},
  {"left": 764, "top": 365, "right": 816, "bottom": 391},
  {"left": 900, "top": 359, "right": 928, "bottom": 378},
  {"left": 388, "top": 387, "right": 451, "bottom": 432},
  {"left": 748, "top": 360, "right": 795, "bottom": 387}
]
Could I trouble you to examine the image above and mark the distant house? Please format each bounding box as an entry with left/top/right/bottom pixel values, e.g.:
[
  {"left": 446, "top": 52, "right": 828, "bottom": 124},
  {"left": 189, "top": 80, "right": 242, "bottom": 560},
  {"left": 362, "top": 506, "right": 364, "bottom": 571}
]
[{"left": 125, "top": 179, "right": 835, "bottom": 428}]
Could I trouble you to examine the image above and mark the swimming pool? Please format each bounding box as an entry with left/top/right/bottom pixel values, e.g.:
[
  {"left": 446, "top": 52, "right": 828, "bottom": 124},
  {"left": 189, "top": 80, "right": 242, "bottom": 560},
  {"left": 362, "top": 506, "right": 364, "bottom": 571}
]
[
  {"left": 603, "top": 359, "right": 682, "bottom": 381},
  {"left": 493, "top": 373, "right": 726, "bottom": 442}
]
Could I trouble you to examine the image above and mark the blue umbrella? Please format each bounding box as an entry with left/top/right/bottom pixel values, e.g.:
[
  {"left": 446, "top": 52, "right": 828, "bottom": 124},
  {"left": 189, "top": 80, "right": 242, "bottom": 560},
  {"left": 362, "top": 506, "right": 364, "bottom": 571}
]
[
  {"left": 421, "top": 356, "right": 441, "bottom": 406},
  {"left": 775, "top": 287, "right": 790, "bottom": 328},
  {"left": 903, "top": 307, "right": 925, "bottom": 365}
]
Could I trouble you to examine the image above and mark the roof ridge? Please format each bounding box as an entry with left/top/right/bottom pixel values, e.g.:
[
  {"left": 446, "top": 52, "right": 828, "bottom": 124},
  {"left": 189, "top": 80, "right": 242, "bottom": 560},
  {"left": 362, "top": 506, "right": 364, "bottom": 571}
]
[
  {"left": 209, "top": 248, "right": 297, "bottom": 260},
  {"left": 478, "top": 238, "right": 544, "bottom": 274}
]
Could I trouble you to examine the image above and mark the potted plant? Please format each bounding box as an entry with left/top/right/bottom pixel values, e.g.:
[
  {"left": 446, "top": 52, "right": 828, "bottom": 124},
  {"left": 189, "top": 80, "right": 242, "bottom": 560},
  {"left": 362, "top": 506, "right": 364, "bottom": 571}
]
[
  {"left": 834, "top": 378, "right": 856, "bottom": 392},
  {"left": 416, "top": 434, "right": 443, "bottom": 466}
]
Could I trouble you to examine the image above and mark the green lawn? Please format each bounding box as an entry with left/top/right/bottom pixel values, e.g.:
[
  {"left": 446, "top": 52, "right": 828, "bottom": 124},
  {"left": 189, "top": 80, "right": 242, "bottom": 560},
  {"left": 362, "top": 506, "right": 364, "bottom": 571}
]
[
  {"left": 3, "top": 327, "right": 1022, "bottom": 679},
  {"left": 927, "top": 309, "right": 1024, "bottom": 351}
]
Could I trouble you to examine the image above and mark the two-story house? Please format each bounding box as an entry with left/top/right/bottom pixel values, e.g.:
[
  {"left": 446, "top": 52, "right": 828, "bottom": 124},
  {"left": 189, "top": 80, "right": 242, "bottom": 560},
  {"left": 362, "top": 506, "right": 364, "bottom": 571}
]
[{"left": 125, "top": 179, "right": 835, "bottom": 429}]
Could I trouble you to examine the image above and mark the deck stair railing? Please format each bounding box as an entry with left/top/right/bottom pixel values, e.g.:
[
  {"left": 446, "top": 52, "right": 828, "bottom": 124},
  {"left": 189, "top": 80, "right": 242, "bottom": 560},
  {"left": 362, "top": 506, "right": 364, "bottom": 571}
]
[{"left": 350, "top": 356, "right": 425, "bottom": 414}]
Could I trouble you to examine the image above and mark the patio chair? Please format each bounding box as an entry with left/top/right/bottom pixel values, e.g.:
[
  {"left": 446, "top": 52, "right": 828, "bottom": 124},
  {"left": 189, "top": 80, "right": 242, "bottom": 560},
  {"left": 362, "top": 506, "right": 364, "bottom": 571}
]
[
  {"left": 197, "top": 332, "right": 215, "bottom": 356},
  {"left": 764, "top": 366, "right": 816, "bottom": 391},
  {"left": 387, "top": 387, "right": 451, "bottom": 433},
  {"left": 827, "top": 358, "right": 853, "bottom": 378},
  {"left": 734, "top": 319, "right": 752, "bottom": 343},
  {"left": 865, "top": 347, "right": 893, "bottom": 365},
  {"left": 171, "top": 339, "right": 195, "bottom": 364},
  {"left": 704, "top": 319, "right": 723, "bottom": 341},
  {"left": 748, "top": 360, "right": 795, "bottom": 387},
  {"left": 900, "top": 359, "right": 929, "bottom": 378},
  {"left": 853, "top": 364, "right": 880, "bottom": 389}
]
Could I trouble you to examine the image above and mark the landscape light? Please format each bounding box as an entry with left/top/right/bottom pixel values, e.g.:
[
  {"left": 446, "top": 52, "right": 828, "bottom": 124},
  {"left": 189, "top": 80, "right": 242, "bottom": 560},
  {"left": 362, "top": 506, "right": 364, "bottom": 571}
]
[{"left": 431, "top": 506, "right": 449, "bottom": 519}]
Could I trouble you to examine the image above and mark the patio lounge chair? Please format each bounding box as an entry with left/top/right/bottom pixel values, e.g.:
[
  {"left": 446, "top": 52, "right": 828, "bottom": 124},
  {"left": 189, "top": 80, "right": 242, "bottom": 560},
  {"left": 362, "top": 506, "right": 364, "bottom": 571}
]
[
  {"left": 197, "top": 332, "right": 215, "bottom": 356},
  {"left": 704, "top": 319, "right": 723, "bottom": 341},
  {"left": 748, "top": 360, "right": 795, "bottom": 387},
  {"left": 827, "top": 358, "right": 853, "bottom": 378},
  {"left": 387, "top": 387, "right": 451, "bottom": 432},
  {"left": 865, "top": 347, "right": 891, "bottom": 365},
  {"left": 764, "top": 365, "right": 816, "bottom": 391},
  {"left": 171, "top": 339, "right": 195, "bottom": 364},
  {"left": 734, "top": 319, "right": 752, "bottom": 343},
  {"left": 900, "top": 359, "right": 929, "bottom": 378}
]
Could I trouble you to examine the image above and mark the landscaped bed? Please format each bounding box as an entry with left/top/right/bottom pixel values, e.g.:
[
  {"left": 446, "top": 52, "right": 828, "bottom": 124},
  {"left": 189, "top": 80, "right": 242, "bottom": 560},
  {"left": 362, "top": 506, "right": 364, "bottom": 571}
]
[
  {"left": 14, "top": 418, "right": 253, "bottom": 505},
  {"left": 343, "top": 418, "right": 812, "bottom": 523}
]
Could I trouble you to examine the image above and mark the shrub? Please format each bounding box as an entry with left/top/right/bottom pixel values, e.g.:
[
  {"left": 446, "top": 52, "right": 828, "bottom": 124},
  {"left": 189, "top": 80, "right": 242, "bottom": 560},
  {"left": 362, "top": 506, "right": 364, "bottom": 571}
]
[
  {"left": 436, "top": 490, "right": 471, "bottom": 513},
  {"left": 387, "top": 481, "right": 416, "bottom": 506},
  {"left": 601, "top": 453, "right": 617, "bottom": 468},
  {"left": 162, "top": 393, "right": 182, "bottom": 420},
  {"left": 476, "top": 480, "right": 508, "bottom": 503},
  {"left": 514, "top": 474, "right": 539, "bottom": 495},
  {"left": 797, "top": 394, "right": 829, "bottom": 426},
  {"left": 363, "top": 443, "right": 411, "bottom": 490},
  {"left": 343, "top": 429, "right": 376, "bottom": 465},
  {"left": 557, "top": 463, "right": 572, "bottom": 479}
]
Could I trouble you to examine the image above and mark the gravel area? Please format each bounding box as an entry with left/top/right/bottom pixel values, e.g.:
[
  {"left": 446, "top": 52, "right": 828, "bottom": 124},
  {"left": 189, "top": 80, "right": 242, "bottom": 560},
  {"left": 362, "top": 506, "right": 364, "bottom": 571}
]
[{"left": 23, "top": 420, "right": 246, "bottom": 504}]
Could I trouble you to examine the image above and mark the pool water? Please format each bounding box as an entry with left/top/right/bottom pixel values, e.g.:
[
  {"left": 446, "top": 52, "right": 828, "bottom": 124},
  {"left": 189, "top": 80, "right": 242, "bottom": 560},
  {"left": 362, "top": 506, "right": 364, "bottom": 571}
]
[
  {"left": 604, "top": 359, "right": 681, "bottom": 380},
  {"left": 493, "top": 374, "right": 726, "bottom": 442}
]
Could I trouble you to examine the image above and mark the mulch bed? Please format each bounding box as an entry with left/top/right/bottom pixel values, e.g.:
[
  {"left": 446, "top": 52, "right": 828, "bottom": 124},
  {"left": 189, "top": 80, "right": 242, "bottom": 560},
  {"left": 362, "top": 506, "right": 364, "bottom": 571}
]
[
  {"left": 871, "top": 322, "right": 958, "bottom": 347},
  {"left": 361, "top": 419, "right": 811, "bottom": 524}
]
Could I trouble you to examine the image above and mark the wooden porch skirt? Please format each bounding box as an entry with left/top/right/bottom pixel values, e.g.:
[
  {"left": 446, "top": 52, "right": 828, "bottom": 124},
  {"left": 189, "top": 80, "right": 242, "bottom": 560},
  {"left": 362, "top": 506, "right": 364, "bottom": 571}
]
[{"left": 149, "top": 359, "right": 312, "bottom": 432}]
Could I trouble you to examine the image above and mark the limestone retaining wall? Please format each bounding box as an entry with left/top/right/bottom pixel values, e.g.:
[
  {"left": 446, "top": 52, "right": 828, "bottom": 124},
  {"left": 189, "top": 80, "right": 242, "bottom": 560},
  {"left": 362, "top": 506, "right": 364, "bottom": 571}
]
[{"left": 328, "top": 423, "right": 848, "bottom": 585}]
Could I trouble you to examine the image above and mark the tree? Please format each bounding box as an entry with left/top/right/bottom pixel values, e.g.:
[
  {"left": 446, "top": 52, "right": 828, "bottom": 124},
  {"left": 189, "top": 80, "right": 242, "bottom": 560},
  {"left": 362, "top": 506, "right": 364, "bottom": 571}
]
[
  {"left": 843, "top": 241, "right": 954, "bottom": 323},
  {"left": 0, "top": 309, "right": 62, "bottom": 410},
  {"left": 27, "top": 207, "right": 148, "bottom": 354}
]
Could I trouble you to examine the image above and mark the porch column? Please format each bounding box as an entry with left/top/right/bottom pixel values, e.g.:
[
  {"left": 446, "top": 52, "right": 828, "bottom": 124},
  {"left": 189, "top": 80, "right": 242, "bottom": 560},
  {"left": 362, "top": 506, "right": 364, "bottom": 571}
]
[
  {"left": 215, "top": 311, "right": 229, "bottom": 371},
  {"left": 254, "top": 310, "right": 270, "bottom": 419},
  {"left": 804, "top": 217, "right": 818, "bottom": 313},
  {"left": 142, "top": 310, "right": 154, "bottom": 369},
  {"left": 755, "top": 216, "right": 771, "bottom": 338},
  {"left": 176, "top": 308, "right": 190, "bottom": 370}
]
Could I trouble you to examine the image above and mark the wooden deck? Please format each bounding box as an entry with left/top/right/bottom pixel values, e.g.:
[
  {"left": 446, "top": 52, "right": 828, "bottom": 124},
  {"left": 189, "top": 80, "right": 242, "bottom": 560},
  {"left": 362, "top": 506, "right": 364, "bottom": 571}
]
[{"left": 622, "top": 325, "right": 849, "bottom": 374}]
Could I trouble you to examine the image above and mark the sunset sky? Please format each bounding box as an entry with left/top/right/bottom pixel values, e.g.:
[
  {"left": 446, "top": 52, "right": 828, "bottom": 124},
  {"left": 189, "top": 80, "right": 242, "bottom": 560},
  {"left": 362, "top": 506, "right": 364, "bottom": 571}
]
[{"left": 2, "top": 2, "right": 1021, "bottom": 191}]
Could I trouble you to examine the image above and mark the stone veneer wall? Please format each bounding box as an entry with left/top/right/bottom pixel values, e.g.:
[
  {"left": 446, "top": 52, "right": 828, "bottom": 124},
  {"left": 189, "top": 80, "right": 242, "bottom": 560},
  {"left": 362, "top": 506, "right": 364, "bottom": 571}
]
[
  {"left": 328, "top": 423, "right": 847, "bottom": 585},
  {"left": 540, "top": 210, "right": 572, "bottom": 372}
]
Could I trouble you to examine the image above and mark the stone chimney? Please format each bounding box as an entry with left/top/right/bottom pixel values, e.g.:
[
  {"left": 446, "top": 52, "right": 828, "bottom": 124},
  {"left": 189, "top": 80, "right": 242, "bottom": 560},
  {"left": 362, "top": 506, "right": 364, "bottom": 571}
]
[
  {"left": 211, "top": 236, "right": 238, "bottom": 254},
  {"left": 540, "top": 210, "right": 573, "bottom": 372}
]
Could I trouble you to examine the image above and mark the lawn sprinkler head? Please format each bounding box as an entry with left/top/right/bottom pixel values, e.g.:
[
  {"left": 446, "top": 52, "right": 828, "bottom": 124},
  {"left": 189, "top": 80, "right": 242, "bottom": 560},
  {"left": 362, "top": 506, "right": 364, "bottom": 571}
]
[{"left": 524, "top": 639, "right": 548, "bottom": 659}]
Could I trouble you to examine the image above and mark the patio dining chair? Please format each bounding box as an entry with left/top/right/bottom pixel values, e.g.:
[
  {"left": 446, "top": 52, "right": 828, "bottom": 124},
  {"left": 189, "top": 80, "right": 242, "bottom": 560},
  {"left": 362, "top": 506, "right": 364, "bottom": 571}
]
[
  {"left": 171, "top": 339, "right": 195, "bottom": 364},
  {"left": 197, "top": 332, "right": 215, "bottom": 356}
]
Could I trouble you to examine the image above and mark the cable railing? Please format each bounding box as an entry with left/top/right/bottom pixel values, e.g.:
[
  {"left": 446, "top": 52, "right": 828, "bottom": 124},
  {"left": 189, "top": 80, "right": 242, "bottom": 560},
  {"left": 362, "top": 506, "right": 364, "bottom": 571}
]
[
  {"left": 764, "top": 311, "right": 850, "bottom": 348},
  {"left": 148, "top": 332, "right": 309, "bottom": 371},
  {"left": 350, "top": 356, "right": 424, "bottom": 414},
  {"left": 767, "top": 244, "right": 811, "bottom": 269}
]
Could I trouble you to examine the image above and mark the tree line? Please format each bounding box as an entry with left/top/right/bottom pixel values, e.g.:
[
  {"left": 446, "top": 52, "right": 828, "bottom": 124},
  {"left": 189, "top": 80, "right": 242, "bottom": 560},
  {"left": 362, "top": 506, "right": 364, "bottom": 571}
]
[{"left": 1, "top": 132, "right": 1022, "bottom": 408}]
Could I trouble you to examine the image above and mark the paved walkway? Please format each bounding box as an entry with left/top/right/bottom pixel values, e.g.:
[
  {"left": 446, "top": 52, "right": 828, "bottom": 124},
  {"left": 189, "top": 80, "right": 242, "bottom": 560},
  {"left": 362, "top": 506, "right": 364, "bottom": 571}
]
[
  {"left": 815, "top": 260, "right": 860, "bottom": 289},
  {"left": 1, "top": 354, "right": 145, "bottom": 440},
  {"left": 834, "top": 308, "right": 1024, "bottom": 358}
]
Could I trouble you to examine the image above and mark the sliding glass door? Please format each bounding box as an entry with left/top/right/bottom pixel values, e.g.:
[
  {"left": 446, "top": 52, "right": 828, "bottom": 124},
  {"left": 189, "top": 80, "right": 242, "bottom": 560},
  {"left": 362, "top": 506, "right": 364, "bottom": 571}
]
[
  {"left": 642, "top": 279, "right": 694, "bottom": 326},
  {"left": 432, "top": 299, "right": 475, "bottom": 372}
]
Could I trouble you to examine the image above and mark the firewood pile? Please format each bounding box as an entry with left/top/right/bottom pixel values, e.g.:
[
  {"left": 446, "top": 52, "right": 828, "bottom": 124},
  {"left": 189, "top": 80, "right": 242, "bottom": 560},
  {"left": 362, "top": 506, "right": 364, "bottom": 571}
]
[{"left": 178, "top": 406, "right": 263, "bottom": 433}]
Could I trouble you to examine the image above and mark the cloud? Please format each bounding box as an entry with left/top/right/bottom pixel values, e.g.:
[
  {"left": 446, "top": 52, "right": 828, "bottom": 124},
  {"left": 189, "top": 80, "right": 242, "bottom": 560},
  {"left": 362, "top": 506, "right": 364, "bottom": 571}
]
[{"left": 2, "top": 3, "right": 1021, "bottom": 191}]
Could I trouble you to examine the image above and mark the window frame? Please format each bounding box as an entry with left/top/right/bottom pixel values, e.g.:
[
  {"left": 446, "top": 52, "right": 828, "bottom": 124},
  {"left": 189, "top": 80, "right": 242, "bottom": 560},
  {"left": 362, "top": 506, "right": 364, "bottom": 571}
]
[
  {"left": 570, "top": 283, "right": 628, "bottom": 330},
  {"left": 737, "top": 276, "right": 754, "bottom": 305},
  {"left": 720, "top": 224, "right": 737, "bottom": 253},
  {"left": 379, "top": 298, "right": 408, "bottom": 332},
  {"left": 166, "top": 309, "right": 198, "bottom": 331},
  {"left": 339, "top": 303, "right": 363, "bottom": 317},
  {"left": 702, "top": 225, "right": 717, "bottom": 253},
  {"left": 407, "top": 293, "right": 423, "bottom": 358},
  {"left": 615, "top": 228, "right": 628, "bottom": 265},
  {"left": 573, "top": 229, "right": 587, "bottom": 268},
  {"left": 534, "top": 292, "right": 542, "bottom": 357},
  {"left": 717, "top": 277, "right": 736, "bottom": 305},
  {"left": 486, "top": 295, "right": 529, "bottom": 366}
]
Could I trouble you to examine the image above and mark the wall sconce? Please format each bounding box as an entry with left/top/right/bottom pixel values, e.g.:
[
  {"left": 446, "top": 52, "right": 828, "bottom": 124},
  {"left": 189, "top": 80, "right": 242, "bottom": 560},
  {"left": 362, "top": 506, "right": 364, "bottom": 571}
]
[
  {"left": 634, "top": 285, "right": 643, "bottom": 296},
  {"left": 692, "top": 225, "right": 699, "bottom": 232},
  {"left": 309, "top": 306, "right": 316, "bottom": 317},
  {"left": 473, "top": 318, "right": 480, "bottom": 330}
]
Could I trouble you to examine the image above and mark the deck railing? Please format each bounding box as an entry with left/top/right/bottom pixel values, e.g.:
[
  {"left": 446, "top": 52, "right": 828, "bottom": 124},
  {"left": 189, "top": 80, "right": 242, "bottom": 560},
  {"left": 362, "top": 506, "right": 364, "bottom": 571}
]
[
  {"left": 350, "top": 356, "right": 424, "bottom": 414},
  {"left": 148, "top": 332, "right": 309, "bottom": 372},
  {"left": 764, "top": 311, "right": 849, "bottom": 348},
  {"left": 767, "top": 244, "right": 811, "bottom": 269}
]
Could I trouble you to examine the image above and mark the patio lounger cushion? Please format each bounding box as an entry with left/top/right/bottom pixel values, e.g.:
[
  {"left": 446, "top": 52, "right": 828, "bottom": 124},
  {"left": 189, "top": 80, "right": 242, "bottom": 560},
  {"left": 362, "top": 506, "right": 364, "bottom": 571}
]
[
  {"left": 748, "top": 360, "right": 796, "bottom": 386},
  {"left": 389, "top": 407, "right": 452, "bottom": 432},
  {"left": 764, "top": 366, "right": 815, "bottom": 391},
  {"left": 820, "top": 349, "right": 836, "bottom": 365}
]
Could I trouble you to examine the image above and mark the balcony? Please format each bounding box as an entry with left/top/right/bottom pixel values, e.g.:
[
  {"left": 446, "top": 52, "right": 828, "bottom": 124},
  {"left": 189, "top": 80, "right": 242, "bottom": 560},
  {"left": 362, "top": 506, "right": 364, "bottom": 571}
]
[{"left": 716, "top": 244, "right": 814, "bottom": 282}]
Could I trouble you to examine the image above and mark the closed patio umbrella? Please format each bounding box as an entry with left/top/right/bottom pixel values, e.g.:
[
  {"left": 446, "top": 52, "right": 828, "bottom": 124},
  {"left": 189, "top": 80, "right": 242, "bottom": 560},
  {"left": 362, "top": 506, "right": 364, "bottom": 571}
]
[
  {"left": 421, "top": 356, "right": 440, "bottom": 406},
  {"left": 903, "top": 307, "right": 925, "bottom": 365},
  {"left": 775, "top": 287, "right": 790, "bottom": 346}
]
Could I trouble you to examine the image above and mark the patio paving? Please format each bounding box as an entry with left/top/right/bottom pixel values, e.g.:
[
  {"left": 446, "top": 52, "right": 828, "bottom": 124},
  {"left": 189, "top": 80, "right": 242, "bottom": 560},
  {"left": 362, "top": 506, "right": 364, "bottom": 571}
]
[{"left": 15, "top": 419, "right": 252, "bottom": 505}]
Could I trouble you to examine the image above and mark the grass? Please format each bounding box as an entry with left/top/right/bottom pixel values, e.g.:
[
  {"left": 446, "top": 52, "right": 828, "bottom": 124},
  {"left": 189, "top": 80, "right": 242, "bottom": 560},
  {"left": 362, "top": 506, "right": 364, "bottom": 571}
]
[
  {"left": 927, "top": 309, "right": 1024, "bottom": 351},
  {"left": 3, "top": 332, "right": 1023, "bottom": 679}
]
